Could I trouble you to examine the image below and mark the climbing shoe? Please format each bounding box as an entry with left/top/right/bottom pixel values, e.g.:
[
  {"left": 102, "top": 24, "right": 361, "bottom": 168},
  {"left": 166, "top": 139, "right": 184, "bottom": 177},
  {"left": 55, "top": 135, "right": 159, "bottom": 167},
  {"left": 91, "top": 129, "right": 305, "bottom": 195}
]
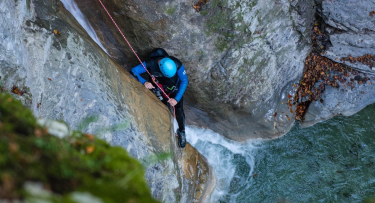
[{"left": 177, "top": 129, "right": 186, "bottom": 148}]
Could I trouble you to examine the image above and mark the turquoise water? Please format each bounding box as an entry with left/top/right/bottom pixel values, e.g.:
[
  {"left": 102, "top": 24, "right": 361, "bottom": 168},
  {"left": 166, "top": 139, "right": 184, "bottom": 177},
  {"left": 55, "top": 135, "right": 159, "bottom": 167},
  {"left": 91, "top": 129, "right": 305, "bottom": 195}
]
[{"left": 188, "top": 103, "right": 375, "bottom": 202}]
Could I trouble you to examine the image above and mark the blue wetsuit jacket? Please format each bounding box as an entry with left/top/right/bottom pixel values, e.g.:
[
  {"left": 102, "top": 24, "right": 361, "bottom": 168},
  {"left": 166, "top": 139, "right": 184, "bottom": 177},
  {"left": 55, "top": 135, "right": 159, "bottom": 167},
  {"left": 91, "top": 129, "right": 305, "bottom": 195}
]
[{"left": 131, "top": 59, "right": 188, "bottom": 102}]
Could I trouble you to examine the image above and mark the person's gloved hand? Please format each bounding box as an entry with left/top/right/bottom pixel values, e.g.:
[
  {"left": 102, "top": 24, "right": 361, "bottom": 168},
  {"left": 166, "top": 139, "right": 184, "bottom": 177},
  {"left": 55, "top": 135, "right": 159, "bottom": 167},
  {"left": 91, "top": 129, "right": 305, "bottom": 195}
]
[
  {"left": 168, "top": 98, "right": 177, "bottom": 107},
  {"left": 144, "top": 82, "right": 155, "bottom": 89}
]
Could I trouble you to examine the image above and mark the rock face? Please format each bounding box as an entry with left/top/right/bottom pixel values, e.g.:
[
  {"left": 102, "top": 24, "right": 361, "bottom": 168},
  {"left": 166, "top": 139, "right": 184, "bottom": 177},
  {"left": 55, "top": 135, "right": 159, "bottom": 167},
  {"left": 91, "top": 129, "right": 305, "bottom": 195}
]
[
  {"left": 72, "top": 0, "right": 316, "bottom": 140},
  {"left": 301, "top": 0, "right": 375, "bottom": 125},
  {"left": 0, "top": 0, "right": 213, "bottom": 202},
  {"left": 320, "top": 0, "right": 375, "bottom": 73}
]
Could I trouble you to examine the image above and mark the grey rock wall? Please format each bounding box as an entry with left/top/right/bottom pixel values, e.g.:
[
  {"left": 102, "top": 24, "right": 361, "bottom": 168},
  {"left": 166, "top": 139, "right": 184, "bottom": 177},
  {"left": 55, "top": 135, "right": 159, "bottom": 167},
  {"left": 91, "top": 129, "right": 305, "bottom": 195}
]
[
  {"left": 301, "top": 0, "right": 375, "bottom": 126},
  {"left": 321, "top": 0, "right": 375, "bottom": 73}
]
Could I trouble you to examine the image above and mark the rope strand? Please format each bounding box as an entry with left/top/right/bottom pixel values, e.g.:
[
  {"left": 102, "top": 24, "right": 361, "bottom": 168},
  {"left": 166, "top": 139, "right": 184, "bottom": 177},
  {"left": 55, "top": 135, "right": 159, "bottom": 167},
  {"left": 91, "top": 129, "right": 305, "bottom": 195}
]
[{"left": 97, "top": 0, "right": 176, "bottom": 119}]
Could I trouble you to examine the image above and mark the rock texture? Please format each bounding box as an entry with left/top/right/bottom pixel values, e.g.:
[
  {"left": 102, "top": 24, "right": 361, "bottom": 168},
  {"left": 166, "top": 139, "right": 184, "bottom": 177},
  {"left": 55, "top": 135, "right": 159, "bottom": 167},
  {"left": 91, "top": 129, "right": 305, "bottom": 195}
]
[
  {"left": 301, "top": 0, "right": 375, "bottom": 125},
  {"left": 0, "top": 0, "right": 212, "bottom": 202},
  {"left": 320, "top": 0, "right": 375, "bottom": 73},
  {"left": 73, "top": 0, "right": 316, "bottom": 140},
  {"left": 179, "top": 143, "right": 214, "bottom": 203}
]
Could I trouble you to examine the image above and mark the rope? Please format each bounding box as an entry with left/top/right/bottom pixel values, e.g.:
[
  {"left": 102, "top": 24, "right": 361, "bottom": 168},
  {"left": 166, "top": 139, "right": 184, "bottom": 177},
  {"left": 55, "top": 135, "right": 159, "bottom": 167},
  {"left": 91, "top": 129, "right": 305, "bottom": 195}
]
[{"left": 97, "top": 0, "right": 176, "bottom": 119}]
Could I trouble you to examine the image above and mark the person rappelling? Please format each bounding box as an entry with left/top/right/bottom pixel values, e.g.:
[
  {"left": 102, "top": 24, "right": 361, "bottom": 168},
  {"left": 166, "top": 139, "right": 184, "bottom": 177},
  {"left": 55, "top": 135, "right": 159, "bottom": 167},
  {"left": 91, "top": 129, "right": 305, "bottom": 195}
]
[{"left": 130, "top": 48, "right": 188, "bottom": 148}]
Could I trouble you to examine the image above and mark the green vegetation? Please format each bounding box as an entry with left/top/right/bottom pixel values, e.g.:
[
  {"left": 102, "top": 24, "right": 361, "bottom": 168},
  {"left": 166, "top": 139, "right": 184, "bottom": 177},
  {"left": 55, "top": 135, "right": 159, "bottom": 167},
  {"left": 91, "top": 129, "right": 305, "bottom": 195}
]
[
  {"left": 165, "top": 7, "right": 176, "bottom": 16},
  {"left": 0, "top": 93, "right": 159, "bottom": 202},
  {"left": 214, "top": 37, "right": 230, "bottom": 52},
  {"left": 205, "top": 0, "right": 232, "bottom": 36},
  {"left": 204, "top": 0, "right": 233, "bottom": 51},
  {"left": 199, "top": 10, "right": 209, "bottom": 16},
  {"left": 26, "top": 0, "right": 31, "bottom": 11},
  {"left": 205, "top": 0, "right": 258, "bottom": 51},
  {"left": 239, "top": 67, "right": 245, "bottom": 74}
]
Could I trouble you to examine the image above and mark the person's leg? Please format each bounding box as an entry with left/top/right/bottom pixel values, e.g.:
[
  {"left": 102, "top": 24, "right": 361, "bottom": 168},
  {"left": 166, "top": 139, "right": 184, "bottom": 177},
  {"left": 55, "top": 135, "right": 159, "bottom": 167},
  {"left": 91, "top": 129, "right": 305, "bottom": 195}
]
[
  {"left": 174, "top": 97, "right": 186, "bottom": 148},
  {"left": 174, "top": 97, "right": 185, "bottom": 133},
  {"left": 160, "top": 96, "right": 186, "bottom": 148},
  {"left": 160, "top": 96, "right": 185, "bottom": 131}
]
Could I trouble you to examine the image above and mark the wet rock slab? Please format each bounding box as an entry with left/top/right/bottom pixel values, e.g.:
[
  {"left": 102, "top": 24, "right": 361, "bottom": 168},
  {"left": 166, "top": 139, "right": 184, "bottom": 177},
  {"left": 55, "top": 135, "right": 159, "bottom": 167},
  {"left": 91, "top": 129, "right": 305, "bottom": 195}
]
[{"left": 179, "top": 143, "right": 214, "bottom": 203}]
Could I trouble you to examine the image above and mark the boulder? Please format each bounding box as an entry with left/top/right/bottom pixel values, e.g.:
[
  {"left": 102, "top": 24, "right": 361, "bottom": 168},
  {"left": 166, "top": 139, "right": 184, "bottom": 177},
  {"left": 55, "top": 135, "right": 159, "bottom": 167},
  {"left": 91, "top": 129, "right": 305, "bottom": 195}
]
[
  {"left": 301, "top": 0, "right": 375, "bottom": 125},
  {"left": 320, "top": 0, "right": 375, "bottom": 73}
]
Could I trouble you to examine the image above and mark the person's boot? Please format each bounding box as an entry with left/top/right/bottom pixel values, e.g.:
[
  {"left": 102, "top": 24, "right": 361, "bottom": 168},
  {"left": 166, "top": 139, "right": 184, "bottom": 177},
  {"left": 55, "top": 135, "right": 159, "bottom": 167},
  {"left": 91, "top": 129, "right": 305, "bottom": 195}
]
[{"left": 177, "top": 129, "right": 186, "bottom": 148}]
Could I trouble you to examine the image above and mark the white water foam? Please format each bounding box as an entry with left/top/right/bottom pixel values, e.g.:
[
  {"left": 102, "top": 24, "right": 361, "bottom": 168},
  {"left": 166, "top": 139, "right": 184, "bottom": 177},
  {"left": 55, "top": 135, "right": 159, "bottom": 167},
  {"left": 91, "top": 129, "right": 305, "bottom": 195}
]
[
  {"left": 175, "top": 120, "right": 261, "bottom": 202},
  {"left": 60, "top": 0, "right": 108, "bottom": 54}
]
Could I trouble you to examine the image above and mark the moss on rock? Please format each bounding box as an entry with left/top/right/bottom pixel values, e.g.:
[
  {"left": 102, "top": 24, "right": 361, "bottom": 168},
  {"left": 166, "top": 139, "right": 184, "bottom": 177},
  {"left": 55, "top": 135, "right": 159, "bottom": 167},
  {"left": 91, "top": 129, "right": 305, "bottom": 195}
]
[
  {"left": 165, "top": 7, "right": 176, "bottom": 16},
  {"left": 0, "top": 93, "right": 159, "bottom": 202}
]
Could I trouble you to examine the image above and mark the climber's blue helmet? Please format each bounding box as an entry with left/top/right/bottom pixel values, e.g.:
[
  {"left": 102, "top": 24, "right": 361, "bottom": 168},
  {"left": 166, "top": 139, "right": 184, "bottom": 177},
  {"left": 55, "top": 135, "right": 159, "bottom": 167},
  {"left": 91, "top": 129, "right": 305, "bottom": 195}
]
[{"left": 159, "top": 58, "right": 177, "bottom": 78}]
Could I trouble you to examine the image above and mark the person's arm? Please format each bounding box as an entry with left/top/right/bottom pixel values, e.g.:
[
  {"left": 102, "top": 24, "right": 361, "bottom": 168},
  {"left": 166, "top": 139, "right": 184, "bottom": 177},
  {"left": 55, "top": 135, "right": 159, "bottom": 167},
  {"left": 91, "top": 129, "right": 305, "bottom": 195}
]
[
  {"left": 130, "top": 62, "right": 147, "bottom": 85},
  {"left": 174, "top": 65, "right": 188, "bottom": 102}
]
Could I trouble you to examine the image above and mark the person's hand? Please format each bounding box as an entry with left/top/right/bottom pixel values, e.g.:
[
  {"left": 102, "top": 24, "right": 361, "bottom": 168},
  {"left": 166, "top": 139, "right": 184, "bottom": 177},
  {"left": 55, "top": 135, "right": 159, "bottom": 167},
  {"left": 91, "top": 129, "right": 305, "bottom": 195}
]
[
  {"left": 168, "top": 98, "right": 178, "bottom": 107},
  {"left": 144, "top": 82, "right": 154, "bottom": 89}
]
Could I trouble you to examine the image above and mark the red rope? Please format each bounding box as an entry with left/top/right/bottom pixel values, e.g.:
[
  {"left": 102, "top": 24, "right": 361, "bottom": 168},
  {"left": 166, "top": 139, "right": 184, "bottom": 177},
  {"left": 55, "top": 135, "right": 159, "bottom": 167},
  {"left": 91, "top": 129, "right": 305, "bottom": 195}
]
[{"left": 97, "top": 0, "right": 176, "bottom": 119}]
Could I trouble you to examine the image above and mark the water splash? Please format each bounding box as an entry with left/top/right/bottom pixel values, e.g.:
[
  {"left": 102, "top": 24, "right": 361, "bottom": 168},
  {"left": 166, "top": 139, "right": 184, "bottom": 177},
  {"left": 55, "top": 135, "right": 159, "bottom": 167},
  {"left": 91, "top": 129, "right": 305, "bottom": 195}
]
[
  {"left": 184, "top": 125, "right": 259, "bottom": 202},
  {"left": 60, "top": 0, "right": 108, "bottom": 54},
  {"left": 183, "top": 103, "right": 375, "bottom": 202}
]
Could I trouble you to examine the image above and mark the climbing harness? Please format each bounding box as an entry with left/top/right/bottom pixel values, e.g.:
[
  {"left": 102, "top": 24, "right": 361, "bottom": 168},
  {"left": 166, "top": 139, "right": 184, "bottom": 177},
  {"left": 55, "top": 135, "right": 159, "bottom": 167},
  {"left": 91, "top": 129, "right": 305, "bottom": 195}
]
[{"left": 97, "top": 0, "right": 176, "bottom": 120}]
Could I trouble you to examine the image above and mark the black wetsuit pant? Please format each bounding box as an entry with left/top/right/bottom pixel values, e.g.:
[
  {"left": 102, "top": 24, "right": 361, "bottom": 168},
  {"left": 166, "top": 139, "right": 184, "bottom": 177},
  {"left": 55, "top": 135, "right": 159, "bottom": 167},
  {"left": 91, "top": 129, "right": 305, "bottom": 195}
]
[{"left": 161, "top": 96, "right": 185, "bottom": 133}]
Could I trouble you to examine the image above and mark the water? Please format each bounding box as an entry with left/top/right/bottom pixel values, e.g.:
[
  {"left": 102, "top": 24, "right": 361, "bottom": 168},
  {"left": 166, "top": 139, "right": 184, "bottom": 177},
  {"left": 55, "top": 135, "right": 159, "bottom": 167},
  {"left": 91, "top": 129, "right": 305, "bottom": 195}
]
[
  {"left": 186, "top": 126, "right": 258, "bottom": 202},
  {"left": 187, "top": 103, "right": 375, "bottom": 202},
  {"left": 60, "top": 0, "right": 107, "bottom": 54}
]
